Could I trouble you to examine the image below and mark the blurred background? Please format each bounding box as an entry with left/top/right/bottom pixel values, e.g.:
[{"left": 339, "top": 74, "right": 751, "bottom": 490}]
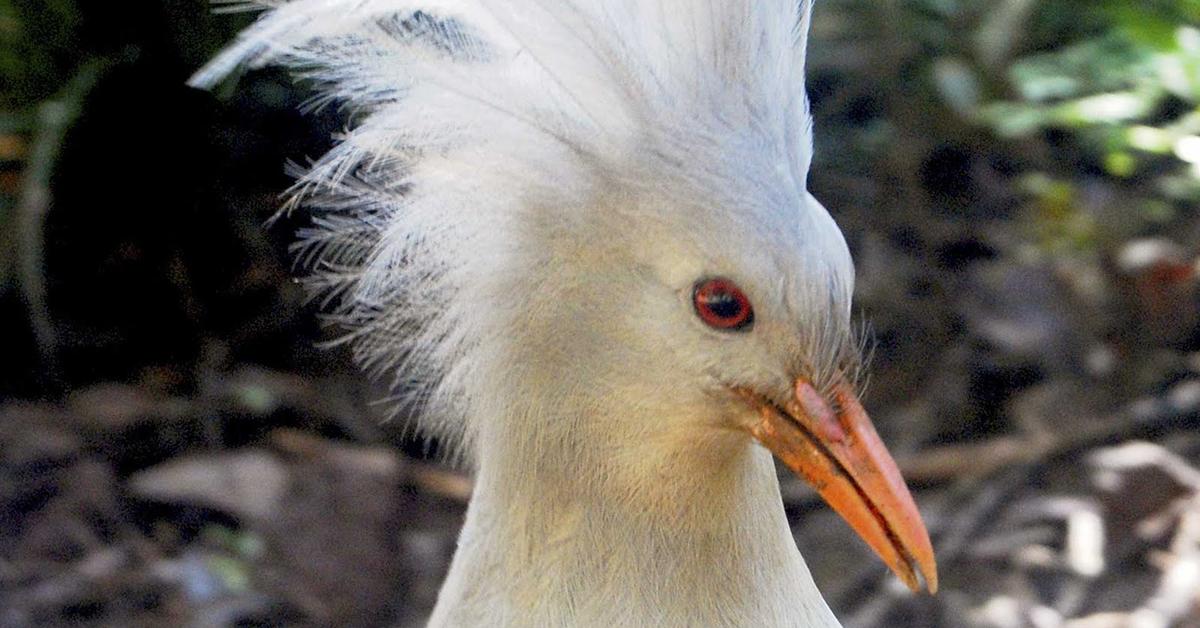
[{"left": 2, "top": 0, "right": 1199, "bottom": 626}]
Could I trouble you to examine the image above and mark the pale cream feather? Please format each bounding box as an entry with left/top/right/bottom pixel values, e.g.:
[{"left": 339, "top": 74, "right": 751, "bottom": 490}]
[{"left": 196, "top": 2, "right": 856, "bottom": 626}]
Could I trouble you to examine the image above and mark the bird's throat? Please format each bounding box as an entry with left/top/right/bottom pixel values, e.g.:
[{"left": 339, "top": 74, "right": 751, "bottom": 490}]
[{"left": 428, "top": 423, "right": 842, "bottom": 627}]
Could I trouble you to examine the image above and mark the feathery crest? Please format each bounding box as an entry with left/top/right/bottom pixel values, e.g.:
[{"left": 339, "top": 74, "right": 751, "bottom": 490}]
[{"left": 194, "top": 0, "right": 817, "bottom": 460}]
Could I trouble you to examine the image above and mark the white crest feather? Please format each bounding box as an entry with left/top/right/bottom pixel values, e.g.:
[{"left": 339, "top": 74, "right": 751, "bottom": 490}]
[{"left": 194, "top": 0, "right": 817, "bottom": 462}]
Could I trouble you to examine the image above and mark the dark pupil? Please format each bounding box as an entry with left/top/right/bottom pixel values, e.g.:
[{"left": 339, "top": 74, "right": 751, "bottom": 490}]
[{"left": 704, "top": 291, "right": 742, "bottom": 319}]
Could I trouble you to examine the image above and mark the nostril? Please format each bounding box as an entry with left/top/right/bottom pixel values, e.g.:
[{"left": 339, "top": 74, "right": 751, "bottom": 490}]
[{"left": 794, "top": 379, "right": 847, "bottom": 444}]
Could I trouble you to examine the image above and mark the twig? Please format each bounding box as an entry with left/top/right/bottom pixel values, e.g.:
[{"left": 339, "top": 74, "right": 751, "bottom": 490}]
[
  {"left": 0, "top": 111, "right": 35, "bottom": 301},
  {"left": 898, "top": 380, "right": 1200, "bottom": 484},
  {"left": 974, "top": 0, "right": 1038, "bottom": 68},
  {"left": 936, "top": 467, "right": 1036, "bottom": 567},
  {"left": 14, "top": 62, "right": 108, "bottom": 385}
]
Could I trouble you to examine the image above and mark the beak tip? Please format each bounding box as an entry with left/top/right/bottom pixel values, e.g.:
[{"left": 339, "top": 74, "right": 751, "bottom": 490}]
[
  {"left": 893, "top": 551, "right": 938, "bottom": 595},
  {"left": 914, "top": 562, "right": 939, "bottom": 596},
  {"left": 907, "top": 545, "right": 939, "bottom": 595},
  {"left": 904, "top": 528, "right": 939, "bottom": 595},
  {"left": 923, "top": 560, "right": 939, "bottom": 596}
]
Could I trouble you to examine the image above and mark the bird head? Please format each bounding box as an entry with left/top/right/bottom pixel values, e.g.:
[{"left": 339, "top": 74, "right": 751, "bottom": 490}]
[
  {"left": 195, "top": 0, "right": 936, "bottom": 595},
  {"left": 474, "top": 146, "right": 937, "bottom": 594}
]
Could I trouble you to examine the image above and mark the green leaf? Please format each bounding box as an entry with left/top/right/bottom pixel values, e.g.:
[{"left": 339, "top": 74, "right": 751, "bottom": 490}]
[
  {"left": 1054, "top": 91, "right": 1158, "bottom": 125},
  {"left": 1104, "top": 151, "right": 1137, "bottom": 177}
]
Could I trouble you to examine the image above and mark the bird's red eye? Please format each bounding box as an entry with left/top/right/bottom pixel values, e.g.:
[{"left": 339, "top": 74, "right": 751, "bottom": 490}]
[{"left": 693, "top": 278, "right": 754, "bottom": 331}]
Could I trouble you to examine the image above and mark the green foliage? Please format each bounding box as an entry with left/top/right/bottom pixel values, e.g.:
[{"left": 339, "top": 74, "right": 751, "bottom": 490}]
[
  {"left": 0, "top": 0, "right": 84, "bottom": 108},
  {"left": 202, "top": 525, "right": 266, "bottom": 593},
  {"left": 813, "top": 0, "right": 1199, "bottom": 257},
  {"left": 977, "top": 2, "right": 1200, "bottom": 253}
]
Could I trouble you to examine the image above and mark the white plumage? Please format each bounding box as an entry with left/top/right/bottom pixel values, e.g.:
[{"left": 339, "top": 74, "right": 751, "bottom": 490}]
[{"left": 196, "top": 2, "right": 936, "bottom": 626}]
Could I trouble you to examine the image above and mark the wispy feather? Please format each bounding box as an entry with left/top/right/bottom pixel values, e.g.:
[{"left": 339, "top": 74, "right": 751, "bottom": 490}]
[{"left": 193, "top": 0, "right": 816, "bottom": 460}]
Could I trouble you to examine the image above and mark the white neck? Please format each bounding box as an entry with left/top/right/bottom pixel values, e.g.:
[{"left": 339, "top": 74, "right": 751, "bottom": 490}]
[{"left": 428, "top": 406, "right": 842, "bottom": 627}]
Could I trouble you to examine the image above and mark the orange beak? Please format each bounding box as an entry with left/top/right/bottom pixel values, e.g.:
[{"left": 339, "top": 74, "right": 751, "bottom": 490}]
[{"left": 738, "top": 379, "right": 938, "bottom": 594}]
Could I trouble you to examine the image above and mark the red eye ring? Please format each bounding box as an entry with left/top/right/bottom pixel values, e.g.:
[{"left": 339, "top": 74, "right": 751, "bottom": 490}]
[{"left": 693, "top": 277, "right": 754, "bottom": 331}]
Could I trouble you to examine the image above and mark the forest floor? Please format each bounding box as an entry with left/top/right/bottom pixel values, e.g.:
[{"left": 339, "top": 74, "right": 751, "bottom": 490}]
[{"left": 1, "top": 368, "right": 1198, "bottom": 627}]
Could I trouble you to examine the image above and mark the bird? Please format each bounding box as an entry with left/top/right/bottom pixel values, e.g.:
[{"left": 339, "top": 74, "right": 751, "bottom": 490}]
[{"left": 194, "top": 1, "right": 938, "bottom": 626}]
